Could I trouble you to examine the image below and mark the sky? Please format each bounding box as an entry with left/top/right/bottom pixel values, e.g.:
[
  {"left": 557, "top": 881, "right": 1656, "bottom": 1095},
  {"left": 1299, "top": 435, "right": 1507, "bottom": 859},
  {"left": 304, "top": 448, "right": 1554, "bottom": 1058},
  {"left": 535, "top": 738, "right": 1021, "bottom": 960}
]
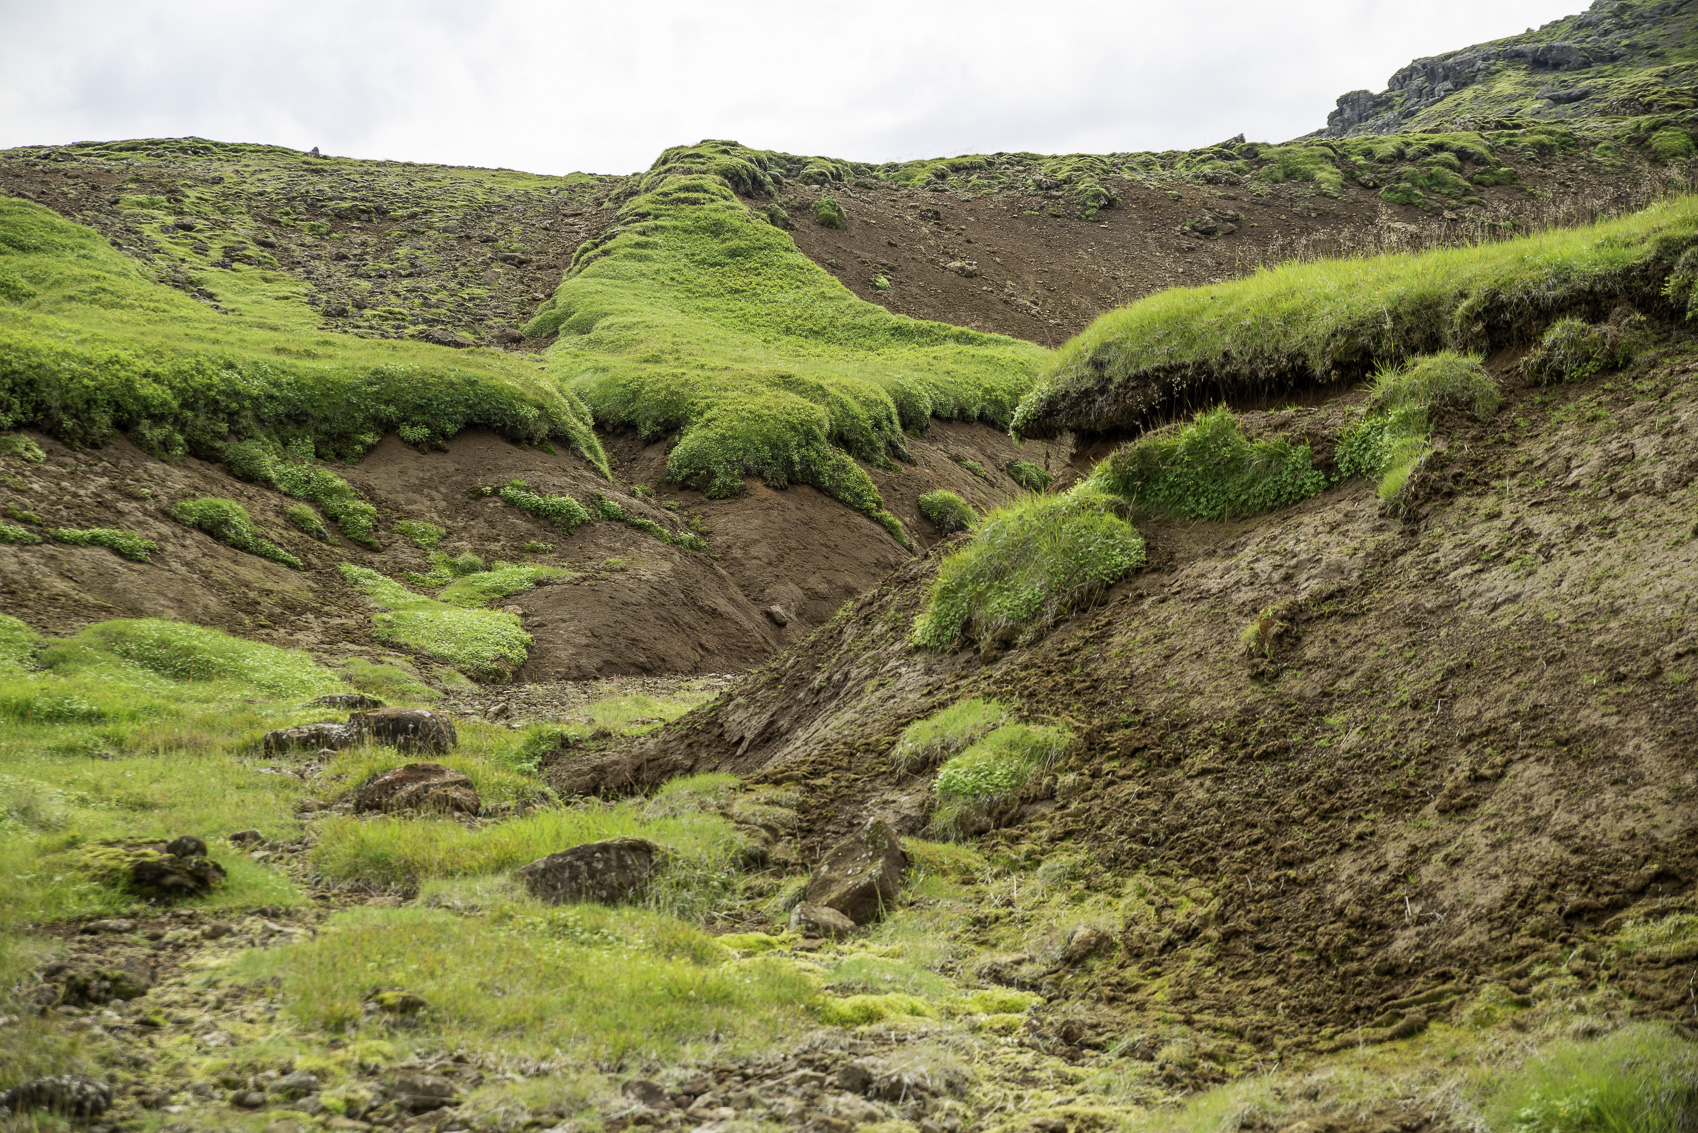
[{"left": 0, "top": 0, "right": 1583, "bottom": 175}]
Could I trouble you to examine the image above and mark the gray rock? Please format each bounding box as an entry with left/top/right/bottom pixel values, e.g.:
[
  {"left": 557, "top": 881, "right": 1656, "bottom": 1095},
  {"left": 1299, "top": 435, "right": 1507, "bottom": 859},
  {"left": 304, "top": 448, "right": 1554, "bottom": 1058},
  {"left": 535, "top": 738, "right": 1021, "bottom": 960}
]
[
  {"left": 309, "top": 693, "right": 384, "bottom": 710},
  {"left": 390, "top": 1072, "right": 459, "bottom": 1113},
  {"left": 804, "top": 818, "right": 907, "bottom": 924},
  {"left": 270, "top": 1070, "right": 320, "bottom": 1099},
  {"left": 515, "top": 838, "right": 666, "bottom": 905},
  {"left": 0, "top": 1075, "right": 112, "bottom": 1118},
  {"left": 789, "top": 902, "right": 856, "bottom": 938},
  {"left": 262, "top": 721, "right": 359, "bottom": 756},
  {"left": 620, "top": 1079, "right": 669, "bottom": 1108}
]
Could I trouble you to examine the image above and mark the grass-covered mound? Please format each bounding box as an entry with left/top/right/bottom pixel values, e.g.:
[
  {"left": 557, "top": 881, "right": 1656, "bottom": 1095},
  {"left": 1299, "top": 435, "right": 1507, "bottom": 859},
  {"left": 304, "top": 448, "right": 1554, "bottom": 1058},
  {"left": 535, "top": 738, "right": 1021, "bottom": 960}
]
[
  {"left": 0, "top": 197, "right": 605, "bottom": 470},
  {"left": 526, "top": 146, "right": 1044, "bottom": 535},
  {"left": 1013, "top": 195, "right": 1698, "bottom": 439},
  {"left": 1336, "top": 352, "right": 1503, "bottom": 503}
]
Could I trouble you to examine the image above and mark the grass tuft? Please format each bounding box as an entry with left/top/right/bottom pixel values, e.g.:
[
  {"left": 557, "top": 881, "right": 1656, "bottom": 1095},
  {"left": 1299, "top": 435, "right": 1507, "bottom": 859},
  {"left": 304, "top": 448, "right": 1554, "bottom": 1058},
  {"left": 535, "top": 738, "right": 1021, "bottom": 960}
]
[
  {"left": 339, "top": 564, "right": 530, "bottom": 679},
  {"left": 171, "top": 497, "right": 302, "bottom": 568},
  {"left": 917, "top": 489, "right": 976, "bottom": 534},
  {"left": 891, "top": 698, "right": 1009, "bottom": 774},
  {"left": 50, "top": 527, "right": 157, "bottom": 562},
  {"left": 1335, "top": 351, "right": 1500, "bottom": 503}
]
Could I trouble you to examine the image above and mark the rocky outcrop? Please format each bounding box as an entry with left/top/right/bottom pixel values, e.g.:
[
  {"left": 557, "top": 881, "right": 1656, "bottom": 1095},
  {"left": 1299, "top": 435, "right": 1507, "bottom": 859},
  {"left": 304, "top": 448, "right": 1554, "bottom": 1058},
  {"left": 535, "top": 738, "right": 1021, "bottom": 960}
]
[
  {"left": 803, "top": 818, "right": 907, "bottom": 925},
  {"left": 515, "top": 838, "right": 666, "bottom": 905},
  {"left": 355, "top": 763, "right": 480, "bottom": 815}
]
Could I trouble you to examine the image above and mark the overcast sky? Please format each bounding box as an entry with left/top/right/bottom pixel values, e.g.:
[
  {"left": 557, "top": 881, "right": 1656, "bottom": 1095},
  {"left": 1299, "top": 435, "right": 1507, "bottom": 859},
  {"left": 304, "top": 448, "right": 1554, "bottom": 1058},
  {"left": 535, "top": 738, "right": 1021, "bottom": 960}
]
[{"left": 1, "top": 0, "right": 1581, "bottom": 175}]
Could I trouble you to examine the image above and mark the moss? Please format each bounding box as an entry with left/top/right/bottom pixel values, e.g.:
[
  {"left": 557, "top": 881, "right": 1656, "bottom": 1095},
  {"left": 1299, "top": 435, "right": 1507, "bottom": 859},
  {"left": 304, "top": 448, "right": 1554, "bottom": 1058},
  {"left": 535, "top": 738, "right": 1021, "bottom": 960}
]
[
  {"left": 339, "top": 564, "right": 530, "bottom": 679},
  {"left": 891, "top": 698, "right": 1009, "bottom": 773},
  {"left": 1005, "top": 459, "right": 1053, "bottom": 492},
  {"left": 51, "top": 527, "right": 157, "bottom": 562},
  {"left": 171, "top": 498, "right": 302, "bottom": 568},
  {"left": 760, "top": 204, "right": 792, "bottom": 229},
  {"left": 0, "top": 433, "right": 45, "bottom": 464},
  {"left": 812, "top": 196, "right": 847, "bottom": 229},
  {"left": 912, "top": 489, "right": 1145, "bottom": 652},
  {"left": 223, "top": 439, "right": 379, "bottom": 545},
  {"left": 932, "top": 722, "right": 1070, "bottom": 837},
  {"left": 815, "top": 993, "right": 937, "bottom": 1027},
  {"left": 917, "top": 490, "right": 975, "bottom": 534},
  {"left": 1091, "top": 407, "right": 1326, "bottom": 521},
  {"left": 1647, "top": 126, "right": 1695, "bottom": 163}
]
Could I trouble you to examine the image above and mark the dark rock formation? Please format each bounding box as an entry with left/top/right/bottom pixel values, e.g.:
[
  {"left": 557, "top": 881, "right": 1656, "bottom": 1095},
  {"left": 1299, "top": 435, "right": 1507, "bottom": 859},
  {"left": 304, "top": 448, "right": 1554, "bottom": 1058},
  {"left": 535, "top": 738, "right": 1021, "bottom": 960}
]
[{"left": 514, "top": 838, "right": 666, "bottom": 905}]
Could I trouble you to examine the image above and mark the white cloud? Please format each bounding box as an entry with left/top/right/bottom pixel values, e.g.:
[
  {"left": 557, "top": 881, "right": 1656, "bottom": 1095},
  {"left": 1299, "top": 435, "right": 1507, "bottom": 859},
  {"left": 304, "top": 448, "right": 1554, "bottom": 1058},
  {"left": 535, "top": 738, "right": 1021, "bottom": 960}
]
[{"left": 0, "top": 0, "right": 1582, "bottom": 174}]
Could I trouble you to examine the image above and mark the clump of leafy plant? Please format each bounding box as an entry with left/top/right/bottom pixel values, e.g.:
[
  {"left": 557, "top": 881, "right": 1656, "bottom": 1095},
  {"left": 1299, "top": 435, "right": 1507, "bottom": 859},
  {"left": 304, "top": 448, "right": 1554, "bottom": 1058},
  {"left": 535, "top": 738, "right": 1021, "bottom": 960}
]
[
  {"left": 171, "top": 498, "right": 302, "bottom": 568},
  {"left": 1335, "top": 351, "right": 1501, "bottom": 503},
  {"left": 498, "top": 480, "right": 589, "bottom": 534},
  {"left": 912, "top": 489, "right": 1145, "bottom": 652},
  {"left": 284, "top": 504, "right": 331, "bottom": 542},
  {"left": 1005, "top": 459, "right": 1053, "bottom": 492},
  {"left": 394, "top": 519, "right": 446, "bottom": 550},
  {"left": 339, "top": 564, "right": 531, "bottom": 679},
  {"left": 0, "top": 521, "right": 42, "bottom": 545},
  {"left": 812, "top": 197, "right": 846, "bottom": 229},
  {"left": 1091, "top": 407, "right": 1326, "bottom": 521},
  {"left": 932, "top": 722, "right": 1070, "bottom": 838},
  {"left": 1522, "top": 311, "right": 1648, "bottom": 384},
  {"left": 0, "top": 434, "right": 45, "bottom": 464},
  {"left": 891, "top": 698, "right": 1008, "bottom": 773},
  {"left": 223, "top": 439, "right": 379, "bottom": 545},
  {"left": 51, "top": 528, "right": 157, "bottom": 563},
  {"left": 917, "top": 490, "right": 976, "bottom": 534}
]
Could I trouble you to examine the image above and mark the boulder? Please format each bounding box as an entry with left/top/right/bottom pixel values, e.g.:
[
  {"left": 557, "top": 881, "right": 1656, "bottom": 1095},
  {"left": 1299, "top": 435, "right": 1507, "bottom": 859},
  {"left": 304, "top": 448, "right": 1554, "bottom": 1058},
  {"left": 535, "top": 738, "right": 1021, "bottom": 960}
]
[
  {"left": 263, "top": 721, "right": 359, "bottom": 756},
  {"left": 351, "top": 706, "right": 457, "bottom": 754},
  {"left": 804, "top": 818, "right": 907, "bottom": 925},
  {"left": 389, "top": 1073, "right": 459, "bottom": 1114},
  {"left": 355, "top": 763, "right": 479, "bottom": 815},
  {"left": 515, "top": 838, "right": 665, "bottom": 905},
  {"left": 789, "top": 902, "right": 856, "bottom": 938},
  {"left": 0, "top": 1076, "right": 112, "bottom": 1119}
]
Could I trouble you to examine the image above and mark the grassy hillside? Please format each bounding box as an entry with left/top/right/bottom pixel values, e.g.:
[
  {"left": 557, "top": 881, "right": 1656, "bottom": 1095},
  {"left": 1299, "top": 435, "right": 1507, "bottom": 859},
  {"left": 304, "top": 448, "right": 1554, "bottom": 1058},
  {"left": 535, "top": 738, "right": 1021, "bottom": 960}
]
[
  {"left": 1012, "top": 193, "right": 1698, "bottom": 438},
  {"left": 0, "top": 196, "right": 606, "bottom": 468},
  {"left": 528, "top": 142, "right": 1046, "bottom": 536}
]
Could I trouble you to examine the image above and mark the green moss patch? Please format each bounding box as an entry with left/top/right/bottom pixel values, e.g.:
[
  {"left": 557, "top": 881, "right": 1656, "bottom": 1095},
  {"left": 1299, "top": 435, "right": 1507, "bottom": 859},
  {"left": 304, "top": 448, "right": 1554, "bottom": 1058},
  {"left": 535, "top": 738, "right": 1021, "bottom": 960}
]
[{"left": 339, "top": 564, "right": 530, "bottom": 679}]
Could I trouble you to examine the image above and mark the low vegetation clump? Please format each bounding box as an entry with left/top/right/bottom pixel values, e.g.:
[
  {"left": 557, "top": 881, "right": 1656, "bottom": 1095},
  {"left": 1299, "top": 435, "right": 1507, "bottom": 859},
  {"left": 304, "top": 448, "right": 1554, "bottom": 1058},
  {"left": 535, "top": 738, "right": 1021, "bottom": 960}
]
[
  {"left": 394, "top": 519, "right": 446, "bottom": 550},
  {"left": 891, "top": 698, "right": 1009, "bottom": 773},
  {"left": 0, "top": 432, "right": 45, "bottom": 463},
  {"left": 498, "top": 480, "right": 589, "bottom": 535},
  {"left": 591, "top": 495, "right": 710, "bottom": 552},
  {"left": 1481, "top": 1023, "right": 1698, "bottom": 1133},
  {"left": 524, "top": 146, "right": 1041, "bottom": 530},
  {"left": 932, "top": 722, "right": 1070, "bottom": 838},
  {"left": 0, "top": 521, "right": 41, "bottom": 545},
  {"left": 1335, "top": 352, "right": 1501, "bottom": 503},
  {"left": 1005, "top": 459, "right": 1054, "bottom": 492},
  {"left": 1522, "top": 310, "right": 1650, "bottom": 384},
  {"left": 435, "top": 562, "right": 565, "bottom": 607},
  {"left": 223, "top": 439, "right": 380, "bottom": 545},
  {"left": 917, "top": 490, "right": 976, "bottom": 534},
  {"left": 284, "top": 503, "right": 331, "bottom": 541},
  {"left": 0, "top": 198, "right": 606, "bottom": 470},
  {"left": 811, "top": 196, "right": 847, "bottom": 229},
  {"left": 1647, "top": 125, "right": 1695, "bottom": 163},
  {"left": 50, "top": 527, "right": 157, "bottom": 562},
  {"left": 338, "top": 564, "right": 530, "bottom": 679},
  {"left": 1090, "top": 407, "right": 1327, "bottom": 520},
  {"left": 1013, "top": 196, "right": 1698, "bottom": 438},
  {"left": 171, "top": 498, "right": 302, "bottom": 568},
  {"left": 911, "top": 489, "right": 1145, "bottom": 652}
]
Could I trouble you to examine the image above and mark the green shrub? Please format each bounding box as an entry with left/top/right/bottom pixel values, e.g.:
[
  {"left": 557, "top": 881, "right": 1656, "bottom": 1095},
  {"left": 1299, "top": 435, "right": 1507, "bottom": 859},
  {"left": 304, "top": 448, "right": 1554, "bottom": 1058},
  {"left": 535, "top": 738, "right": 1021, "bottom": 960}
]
[
  {"left": 1005, "top": 459, "right": 1053, "bottom": 492},
  {"left": 222, "top": 439, "right": 379, "bottom": 545},
  {"left": 394, "top": 519, "right": 445, "bottom": 549},
  {"left": 499, "top": 480, "right": 589, "bottom": 534},
  {"left": 932, "top": 722, "right": 1070, "bottom": 837},
  {"left": 0, "top": 433, "right": 45, "bottom": 464},
  {"left": 51, "top": 527, "right": 157, "bottom": 562},
  {"left": 891, "top": 698, "right": 1008, "bottom": 773},
  {"left": 0, "top": 521, "right": 42, "bottom": 545},
  {"left": 171, "top": 498, "right": 302, "bottom": 568},
  {"left": 339, "top": 564, "right": 530, "bottom": 678},
  {"left": 1522, "top": 312, "right": 1648, "bottom": 384},
  {"left": 1648, "top": 126, "right": 1695, "bottom": 163},
  {"left": 812, "top": 197, "right": 847, "bottom": 229},
  {"left": 912, "top": 489, "right": 1145, "bottom": 652},
  {"left": 1336, "top": 352, "right": 1500, "bottom": 503},
  {"left": 917, "top": 490, "right": 976, "bottom": 534},
  {"left": 1092, "top": 407, "right": 1326, "bottom": 520},
  {"left": 284, "top": 504, "right": 331, "bottom": 541}
]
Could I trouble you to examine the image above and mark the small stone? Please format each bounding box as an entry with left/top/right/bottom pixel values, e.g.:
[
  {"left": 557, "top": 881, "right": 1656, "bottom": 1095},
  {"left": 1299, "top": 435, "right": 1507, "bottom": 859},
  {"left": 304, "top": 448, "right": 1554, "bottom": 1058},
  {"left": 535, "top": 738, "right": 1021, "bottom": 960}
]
[
  {"left": 310, "top": 693, "right": 384, "bottom": 710},
  {"left": 366, "top": 989, "right": 427, "bottom": 1015},
  {"left": 516, "top": 838, "right": 666, "bottom": 905},
  {"left": 79, "top": 919, "right": 136, "bottom": 934},
  {"left": 764, "top": 604, "right": 789, "bottom": 627},
  {"left": 789, "top": 903, "right": 856, "bottom": 938},
  {"left": 230, "top": 1089, "right": 267, "bottom": 1108},
  {"left": 164, "top": 835, "right": 207, "bottom": 858},
  {"left": 262, "top": 721, "right": 359, "bottom": 756},
  {"left": 620, "top": 1079, "right": 669, "bottom": 1109},
  {"left": 389, "top": 1072, "right": 459, "bottom": 1113},
  {"left": 270, "top": 1070, "right": 320, "bottom": 1099},
  {"left": 228, "top": 830, "right": 263, "bottom": 846}
]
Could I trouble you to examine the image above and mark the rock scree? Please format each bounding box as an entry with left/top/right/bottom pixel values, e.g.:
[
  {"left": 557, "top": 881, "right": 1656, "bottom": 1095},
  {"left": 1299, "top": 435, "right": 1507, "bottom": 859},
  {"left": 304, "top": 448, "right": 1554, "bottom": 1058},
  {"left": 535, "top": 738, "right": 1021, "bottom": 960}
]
[{"left": 514, "top": 838, "right": 667, "bottom": 905}]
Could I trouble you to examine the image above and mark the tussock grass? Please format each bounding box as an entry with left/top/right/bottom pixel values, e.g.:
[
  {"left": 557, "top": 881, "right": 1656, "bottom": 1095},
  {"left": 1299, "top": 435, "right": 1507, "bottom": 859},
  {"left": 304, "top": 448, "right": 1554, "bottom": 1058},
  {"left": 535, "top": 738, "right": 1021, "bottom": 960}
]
[
  {"left": 526, "top": 151, "right": 1042, "bottom": 532},
  {"left": 1477, "top": 1023, "right": 1698, "bottom": 1133},
  {"left": 339, "top": 564, "right": 531, "bottom": 679},
  {"left": 917, "top": 489, "right": 976, "bottom": 534},
  {"left": 1091, "top": 406, "right": 1326, "bottom": 520},
  {"left": 1335, "top": 352, "right": 1501, "bottom": 503},
  {"left": 1014, "top": 196, "right": 1698, "bottom": 438},
  {"left": 932, "top": 722, "right": 1070, "bottom": 839},
  {"left": 891, "top": 698, "right": 1008, "bottom": 773},
  {"left": 1005, "top": 459, "right": 1054, "bottom": 492},
  {"left": 0, "top": 197, "right": 606, "bottom": 471},
  {"left": 911, "top": 490, "right": 1145, "bottom": 652}
]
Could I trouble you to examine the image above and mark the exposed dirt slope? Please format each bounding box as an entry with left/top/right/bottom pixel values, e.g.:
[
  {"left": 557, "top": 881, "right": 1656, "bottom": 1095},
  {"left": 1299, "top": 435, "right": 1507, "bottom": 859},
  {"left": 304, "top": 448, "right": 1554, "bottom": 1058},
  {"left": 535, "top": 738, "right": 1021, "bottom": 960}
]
[
  {"left": 0, "top": 422, "right": 1057, "bottom": 679},
  {"left": 547, "top": 337, "right": 1698, "bottom": 1053}
]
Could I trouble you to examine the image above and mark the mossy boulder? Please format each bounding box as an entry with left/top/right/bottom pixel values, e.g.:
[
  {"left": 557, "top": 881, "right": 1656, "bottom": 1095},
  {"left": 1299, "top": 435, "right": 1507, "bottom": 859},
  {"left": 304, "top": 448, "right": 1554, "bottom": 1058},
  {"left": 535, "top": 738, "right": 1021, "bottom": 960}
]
[
  {"left": 80, "top": 836, "right": 226, "bottom": 901},
  {"left": 804, "top": 818, "right": 907, "bottom": 924},
  {"left": 515, "top": 837, "right": 667, "bottom": 905},
  {"left": 354, "top": 762, "right": 479, "bottom": 815}
]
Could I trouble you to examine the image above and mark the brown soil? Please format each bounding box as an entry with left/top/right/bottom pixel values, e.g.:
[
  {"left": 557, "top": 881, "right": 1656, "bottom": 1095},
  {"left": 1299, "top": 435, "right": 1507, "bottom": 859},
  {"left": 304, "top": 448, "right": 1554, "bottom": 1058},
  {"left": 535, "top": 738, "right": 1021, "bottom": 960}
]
[
  {"left": 545, "top": 337, "right": 1698, "bottom": 1051},
  {"left": 0, "top": 422, "right": 1058, "bottom": 680}
]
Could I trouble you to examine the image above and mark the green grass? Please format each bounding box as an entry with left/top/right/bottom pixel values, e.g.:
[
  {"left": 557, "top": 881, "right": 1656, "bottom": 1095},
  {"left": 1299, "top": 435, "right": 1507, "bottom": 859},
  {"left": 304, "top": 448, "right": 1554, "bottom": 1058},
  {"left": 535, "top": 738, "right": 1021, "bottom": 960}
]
[
  {"left": 934, "top": 722, "right": 1069, "bottom": 802},
  {"left": 1478, "top": 1023, "right": 1698, "bottom": 1133},
  {"left": 1005, "top": 459, "right": 1054, "bottom": 492},
  {"left": 0, "top": 520, "right": 42, "bottom": 544},
  {"left": 393, "top": 519, "right": 446, "bottom": 550},
  {"left": 891, "top": 698, "right": 1009, "bottom": 773},
  {"left": 1090, "top": 406, "right": 1327, "bottom": 520},
  {"left": 498, "top": 480, "right": 590, "bottom": 534},
  {"left": 525, "top": 145, "right": 1043, "bottom": 532},
  {"left": 339, "top": 564, "right": 531, "bottom": 679},
  {"left": 224, "top": 439, "right": 379, "bottom": 544},
  {"left": 917, "top": 489, "right": 976, "bottom": 534},
  {"left": 171, "top": 497, "right": 302, "bottom": 568},
  {"left": 1335, "top": 352, "right": 1502, "bottom": 503},
  {"left": 0, "top": 197, "right": 606, "bottom": 471},
  {"left": 912, "top": 489, "right": 1145, "bottom": 652},
  {"left": 285, "top": 503, "right": 331, "bottom": 541},
  {"left": 435, "top": 562, "right": 566, "bottom": 607},
  {"left": 49, "top": 526, "right": 157, "bottom": 562},
  {"left": 1013, "top": 196, "right": 1698, "bottom": 438}
]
